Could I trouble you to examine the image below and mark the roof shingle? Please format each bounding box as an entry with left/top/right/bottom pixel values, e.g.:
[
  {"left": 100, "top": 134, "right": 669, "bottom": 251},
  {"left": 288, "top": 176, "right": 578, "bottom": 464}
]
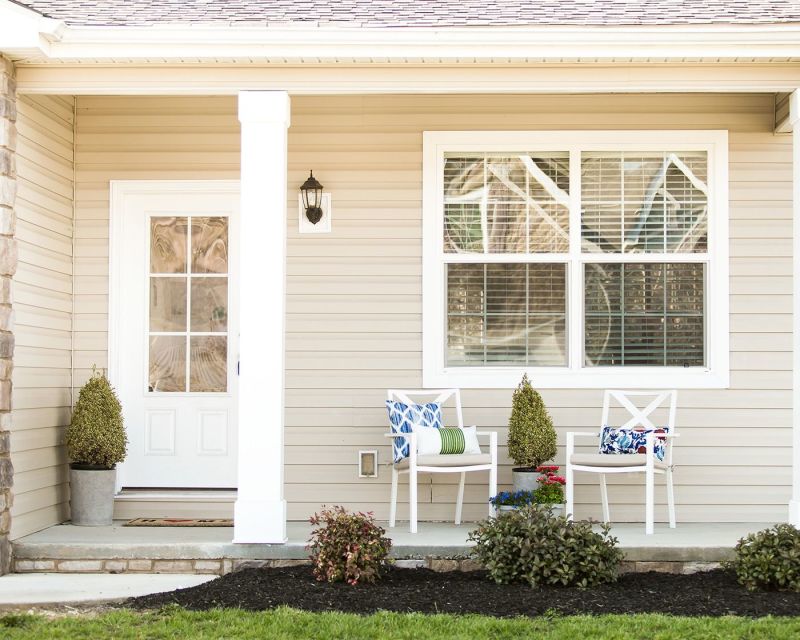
[{"left": 11, "top": 0, "right": 800, "bottom": 28}]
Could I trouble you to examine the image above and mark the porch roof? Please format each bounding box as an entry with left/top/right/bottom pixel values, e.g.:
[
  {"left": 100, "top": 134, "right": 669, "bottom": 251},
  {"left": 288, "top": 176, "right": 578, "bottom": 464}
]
[
  {"left": 5, "top": 0, "right": 800, "bottom": 71},
  {"left": 12, "top": 0, "right": 800, "bottom": 28}
]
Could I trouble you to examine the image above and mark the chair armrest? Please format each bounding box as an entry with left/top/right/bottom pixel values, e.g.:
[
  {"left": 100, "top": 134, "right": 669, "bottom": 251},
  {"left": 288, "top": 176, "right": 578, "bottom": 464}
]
[
  {"left": 566, "top": 431, "right": 600, "bottom": 461},
  {"left": 478, "top": 431, "right": 497, "bottom": 465},
  {"left": 384, "top": 431, "right": 418, "bottom": 463}
]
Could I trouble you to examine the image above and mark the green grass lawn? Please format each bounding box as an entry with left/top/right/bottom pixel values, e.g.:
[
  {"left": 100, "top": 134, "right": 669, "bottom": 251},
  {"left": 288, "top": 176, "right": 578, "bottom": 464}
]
[{"left": 2, "top": 608, "right": 800, "bottom": 640}]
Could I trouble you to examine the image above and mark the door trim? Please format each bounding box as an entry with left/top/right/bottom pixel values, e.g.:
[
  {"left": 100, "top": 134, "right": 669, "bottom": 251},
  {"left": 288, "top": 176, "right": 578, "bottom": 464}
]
[{"left": 108, "top": 180, "right": 240, "bottom": 491}]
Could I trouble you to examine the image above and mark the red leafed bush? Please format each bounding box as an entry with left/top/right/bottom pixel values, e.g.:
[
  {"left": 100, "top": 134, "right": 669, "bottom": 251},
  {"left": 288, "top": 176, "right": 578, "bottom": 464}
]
[{"left": 308, "top": 506, "right": 393, "bottom": 585}]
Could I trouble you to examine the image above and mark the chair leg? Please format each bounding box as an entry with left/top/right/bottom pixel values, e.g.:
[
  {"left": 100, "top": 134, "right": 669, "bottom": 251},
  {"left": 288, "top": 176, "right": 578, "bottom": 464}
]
[
  {"left": 666, "top": 468, "right": 676, "bottom": 529},
  {"left": 389, "top": 467, "right": 399, "bottom": 528},
  {"left": 409, "top": 468, "right": 418, "bottom": 534},
  {"left": 600, "top": 473, "right": 610, "bottom": 523},
  {"left": 645, "top": 463, "right": 655, "bottom": 535},
  {"left": 565, "top": 463, "right": 574, "bottom": 521},
  {"left": 489, "top": 463, "right": 498, "bottom": 518},
  {"left": 455, "top": 472, "right": 466, "bottom": 525}
]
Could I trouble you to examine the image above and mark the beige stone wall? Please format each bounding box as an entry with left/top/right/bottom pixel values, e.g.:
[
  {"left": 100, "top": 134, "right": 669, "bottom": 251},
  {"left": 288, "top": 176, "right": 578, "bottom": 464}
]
[{"left": 0, "top": 56, "right": 17, "bottom": 575}]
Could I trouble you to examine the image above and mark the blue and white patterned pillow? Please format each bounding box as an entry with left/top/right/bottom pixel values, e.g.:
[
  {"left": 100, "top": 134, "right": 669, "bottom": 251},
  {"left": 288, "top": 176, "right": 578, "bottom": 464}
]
[
  {"left": 385, "top": 401, "right": 443, "bottom": 463},
  {"left": 599, "top": 426, "right": 670, "bottom": 462}
]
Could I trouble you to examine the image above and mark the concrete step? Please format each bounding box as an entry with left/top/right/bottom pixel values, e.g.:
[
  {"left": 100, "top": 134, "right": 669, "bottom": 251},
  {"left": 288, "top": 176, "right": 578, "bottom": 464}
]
[{"left": 11, "top": 520, "right": 768, "bottom": 576}]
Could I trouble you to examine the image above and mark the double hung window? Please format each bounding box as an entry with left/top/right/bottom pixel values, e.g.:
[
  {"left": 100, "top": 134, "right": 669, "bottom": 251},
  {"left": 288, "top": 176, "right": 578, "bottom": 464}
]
[{"left": 422, "top": 131, "right": 729, "bottom": 388}]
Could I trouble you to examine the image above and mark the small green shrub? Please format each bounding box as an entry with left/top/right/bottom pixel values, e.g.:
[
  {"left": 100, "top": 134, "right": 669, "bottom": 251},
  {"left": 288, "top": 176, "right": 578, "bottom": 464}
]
[
  {"left": 308, "top": 506, "right": 393, "bottom": 585},
  {"left": 468, "top": 504, "right": 623, "bottom": 588},
  {"left": 724, "top": 524, "right": 800, "bottom": 592},
  {"left": 65, "top": 368, "right": 127, "bottom": 468},
  {"left": 507, "top": 374, "right": 557, "bottom": 470}
]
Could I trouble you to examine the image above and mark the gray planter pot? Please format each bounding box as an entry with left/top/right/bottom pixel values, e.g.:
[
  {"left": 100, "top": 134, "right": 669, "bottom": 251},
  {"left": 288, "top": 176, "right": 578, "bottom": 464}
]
[
  {"left": 69, "top": 467, "right": 116, "bottom": 526},
  {"left": 548, "top": 503, "right": 565, "bottom": 518},
  {"left": 512, "top": 468, "right": 539, "bottom": 492}
]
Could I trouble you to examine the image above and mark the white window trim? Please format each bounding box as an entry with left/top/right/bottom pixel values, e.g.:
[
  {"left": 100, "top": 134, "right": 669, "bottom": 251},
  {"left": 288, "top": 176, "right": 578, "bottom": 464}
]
[{"left": 422, "top": 130, "right": 730, "bottom": 389}]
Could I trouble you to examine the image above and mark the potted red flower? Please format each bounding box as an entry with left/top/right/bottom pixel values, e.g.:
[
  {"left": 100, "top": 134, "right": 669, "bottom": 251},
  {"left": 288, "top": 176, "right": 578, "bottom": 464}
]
[{"left": 534, "top": 465, "right": 566, "bottom": 517}]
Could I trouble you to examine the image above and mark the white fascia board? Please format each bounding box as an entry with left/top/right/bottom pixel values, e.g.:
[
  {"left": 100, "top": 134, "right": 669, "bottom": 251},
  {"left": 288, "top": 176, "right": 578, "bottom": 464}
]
[
  {"left": 0, "top": 0, "right": 61, "bottom": 58},
  {"left": 35, "top": 23, "right": 800, "bottom": 62}
]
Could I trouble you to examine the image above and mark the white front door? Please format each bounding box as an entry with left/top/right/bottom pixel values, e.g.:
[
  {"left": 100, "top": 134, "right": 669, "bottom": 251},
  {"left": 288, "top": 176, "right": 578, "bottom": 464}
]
[{"left": 112, "top": 182, "right": 239, "bottom": 488}]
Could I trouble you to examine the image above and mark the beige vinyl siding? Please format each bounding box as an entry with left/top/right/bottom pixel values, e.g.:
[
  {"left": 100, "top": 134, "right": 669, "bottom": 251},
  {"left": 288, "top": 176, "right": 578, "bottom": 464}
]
[
  {"left": 11, "top": 95, "right": 75, "bottom": 539},
  {"left": 70, "top": 93, "right": 790, "bottom": 523},
  {"left": 775, "top": 93, "right": 792, "bottom": 132}
]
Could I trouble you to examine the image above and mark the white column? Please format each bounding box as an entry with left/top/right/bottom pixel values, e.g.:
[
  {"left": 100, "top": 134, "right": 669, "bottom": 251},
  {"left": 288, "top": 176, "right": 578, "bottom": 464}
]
[
  {"left": 791, "top": 89, "right": 800, "bottom": 527},
  {"left": 234, "top": 91, "right": 290, "bottom": 543}
]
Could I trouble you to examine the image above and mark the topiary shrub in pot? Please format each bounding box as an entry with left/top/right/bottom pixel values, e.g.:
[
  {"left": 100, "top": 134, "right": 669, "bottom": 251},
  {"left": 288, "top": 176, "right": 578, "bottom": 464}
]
[
  {"left": 468, "top": 504, "right": 623, "bottom": 588},
  {"left": 65, "top": 368, "right": 127, "bottom": 526},
  {"left": 724, "top": 524, "right": 800, "bottom": 592},
  {"left": 508, "top": 374, "right": 557, "bottom": 491}
]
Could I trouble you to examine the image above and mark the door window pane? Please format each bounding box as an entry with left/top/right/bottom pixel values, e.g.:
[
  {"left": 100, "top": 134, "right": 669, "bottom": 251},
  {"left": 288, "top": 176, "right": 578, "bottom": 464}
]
[
  {"left": 149, "top": 336, "right": 186, "bottom": 392},
  {"left": 150, "top": 217, "right": 188, "bottom": 273},
  {"left": 148, "top": 214, "right": 229, "bottom": 393},
  {"left": 191, "top": 217, "right": 228, "bottom": 274},
  {"left": 149, "top": 277, "right": 187, "bottom": 332},
  {"left": 190, "top": 278, "right": 228, "bottom": 332},
  {"left": 190, "top": 336, "right": 227, "bottom": 392}
]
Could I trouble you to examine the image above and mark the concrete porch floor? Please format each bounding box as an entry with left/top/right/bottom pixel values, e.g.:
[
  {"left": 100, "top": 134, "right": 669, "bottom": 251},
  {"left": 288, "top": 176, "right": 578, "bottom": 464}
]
[{"left": 12, "top": 521, "right": 774, "bottom": 566}]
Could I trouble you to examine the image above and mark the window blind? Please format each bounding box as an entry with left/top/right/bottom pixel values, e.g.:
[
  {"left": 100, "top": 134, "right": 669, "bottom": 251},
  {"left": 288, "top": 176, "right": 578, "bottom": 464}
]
[
  {"left": 446, "top": 263, "right": 567, "bottom": 366},
  {"left": 443, "top": 153, "right": 570, "bottom": 254},
  {"left": 581, "top": 152, "right": 708, "bottom": 254},
  {"left": 584, "top": 262, "right": 705, "bottom": 367}
]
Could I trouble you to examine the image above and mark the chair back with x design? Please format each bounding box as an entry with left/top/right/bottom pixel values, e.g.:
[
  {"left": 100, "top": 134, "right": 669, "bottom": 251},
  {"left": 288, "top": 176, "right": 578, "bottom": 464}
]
[{"left": 601, "top": 390, "right": 678, "bottom": 464}]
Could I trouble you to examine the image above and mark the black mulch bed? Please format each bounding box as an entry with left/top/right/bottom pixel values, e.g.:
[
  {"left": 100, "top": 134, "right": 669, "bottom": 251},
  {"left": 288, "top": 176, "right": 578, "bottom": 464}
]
[{"left": 129, "top": 566, "right": 800, "bottom": 618}]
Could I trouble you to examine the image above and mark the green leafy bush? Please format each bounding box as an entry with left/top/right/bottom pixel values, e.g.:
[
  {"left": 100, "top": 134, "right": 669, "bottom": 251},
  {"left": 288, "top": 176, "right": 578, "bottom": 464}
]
[
  {"left": 468, "top": 504, "right": 623, "bottom": 588},
  {"left": 65, "top": 369, "right": 127, "bottom": 469},
  {"left": 507, "top": 374, "right": 557, "bottom": 470},
  {"left": 724, "top": 524, "right": 800, "bottom": 592},
  {"left": 308, "top": 506, "right": 393, "bottom": 585}
]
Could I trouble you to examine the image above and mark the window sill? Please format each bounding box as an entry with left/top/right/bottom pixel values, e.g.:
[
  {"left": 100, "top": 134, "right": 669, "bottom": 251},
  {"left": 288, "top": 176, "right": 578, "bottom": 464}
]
[{"left": 423, "top": 367, "right": 729, "bottom": 390}]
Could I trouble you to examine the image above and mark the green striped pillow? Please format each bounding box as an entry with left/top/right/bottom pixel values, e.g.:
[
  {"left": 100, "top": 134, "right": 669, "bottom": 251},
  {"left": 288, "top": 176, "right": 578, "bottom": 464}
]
[
  {"left": 416, "top": 426, "right": 482, "bottom": 456},
  {"left": 438, "top": 427, "right": 466, "bottom": 455}
]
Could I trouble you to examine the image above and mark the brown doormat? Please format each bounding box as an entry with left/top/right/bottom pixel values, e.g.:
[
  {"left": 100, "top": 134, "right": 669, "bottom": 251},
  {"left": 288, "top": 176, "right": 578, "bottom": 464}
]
[{"left": 124, "top": 518, "right": 233, "bottom": 527}]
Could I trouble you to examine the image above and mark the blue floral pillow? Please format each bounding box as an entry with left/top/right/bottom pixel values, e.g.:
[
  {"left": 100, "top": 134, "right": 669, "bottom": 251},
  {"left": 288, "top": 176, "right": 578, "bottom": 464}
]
[
  {"left": 599, "top": 426, "right": 670, "bottom": 462},
  {"left": 385, "top": 401, "right": 443, "bottom": 463}
]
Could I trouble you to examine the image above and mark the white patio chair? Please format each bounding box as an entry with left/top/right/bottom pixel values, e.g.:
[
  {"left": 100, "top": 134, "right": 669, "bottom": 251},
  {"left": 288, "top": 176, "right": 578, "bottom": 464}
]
[
  {"left": 565, "top": 390, "right": 679, "bottom": 535},
  {"left": 385, "top": 389, "right": 498, "bottom": 533}
]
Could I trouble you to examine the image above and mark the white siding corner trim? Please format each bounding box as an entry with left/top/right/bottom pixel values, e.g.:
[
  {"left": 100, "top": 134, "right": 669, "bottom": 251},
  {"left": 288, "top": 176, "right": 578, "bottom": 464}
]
[
  {"left": 422, "top": 130, "right": 730, "bottom": 389},
  {"left": 789, "top": 89, "right": 800, "bottom": 527}
]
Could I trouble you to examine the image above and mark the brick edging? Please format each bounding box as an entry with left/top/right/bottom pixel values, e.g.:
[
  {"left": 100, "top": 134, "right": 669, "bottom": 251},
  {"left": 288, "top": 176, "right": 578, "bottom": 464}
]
[{"left": 12, "top": 557, "right": 721, "bottom": 576}]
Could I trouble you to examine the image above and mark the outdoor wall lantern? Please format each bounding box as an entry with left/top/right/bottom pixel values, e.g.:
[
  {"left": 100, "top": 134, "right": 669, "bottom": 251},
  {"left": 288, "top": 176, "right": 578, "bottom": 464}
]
[
  {"left": 300, "top": 170, "right": 324, "bottom": 224},
  {"left": 298, "top": 170, "right": 332, "bottom": 234}
]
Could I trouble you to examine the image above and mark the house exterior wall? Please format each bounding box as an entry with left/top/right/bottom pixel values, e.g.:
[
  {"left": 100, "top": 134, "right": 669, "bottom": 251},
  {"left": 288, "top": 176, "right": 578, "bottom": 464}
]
[
  {"left": 66, "top": 92, "right": 790, "bottom": 525},
  {"left": 0, "top": 55, "right": 17, "bottom": 574},
  {"left": 10, "top": 94, "right": 74, "bottom": 539}
]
